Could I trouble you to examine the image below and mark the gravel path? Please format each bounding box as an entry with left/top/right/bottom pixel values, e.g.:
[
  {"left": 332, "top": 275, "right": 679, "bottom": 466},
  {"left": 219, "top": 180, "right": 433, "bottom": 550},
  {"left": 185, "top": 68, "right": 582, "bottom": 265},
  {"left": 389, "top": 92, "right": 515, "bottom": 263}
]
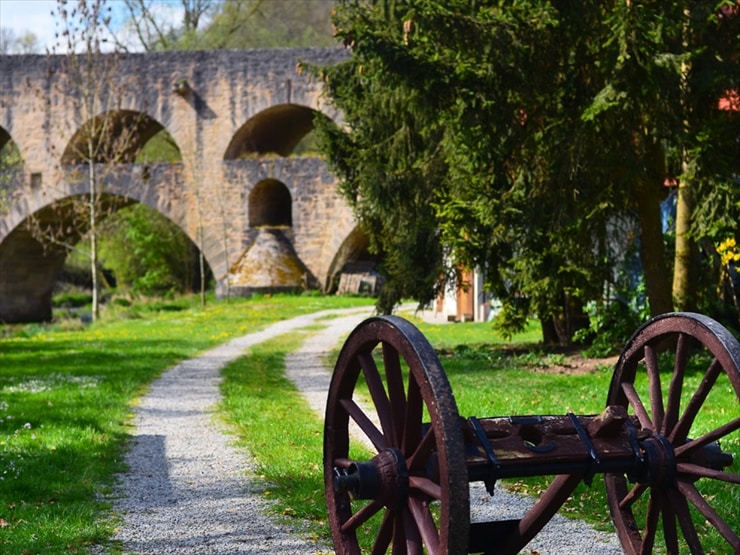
[
  {"left": 107, "top": 306, "right": 623, "bottom": 554},
  {"left": 107, "top": 307, "right": 373, "bottom": 554}
]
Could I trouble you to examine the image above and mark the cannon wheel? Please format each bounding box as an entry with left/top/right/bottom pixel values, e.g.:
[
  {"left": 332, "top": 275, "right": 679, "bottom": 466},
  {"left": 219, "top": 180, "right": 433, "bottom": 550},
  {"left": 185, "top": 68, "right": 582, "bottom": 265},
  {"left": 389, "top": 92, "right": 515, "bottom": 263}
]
[
  {"left": 324, "top": 315, "right": 469, "bottom": 554},
  {"left": 606, "top": 312, "right": 740, "bottom": 554}
]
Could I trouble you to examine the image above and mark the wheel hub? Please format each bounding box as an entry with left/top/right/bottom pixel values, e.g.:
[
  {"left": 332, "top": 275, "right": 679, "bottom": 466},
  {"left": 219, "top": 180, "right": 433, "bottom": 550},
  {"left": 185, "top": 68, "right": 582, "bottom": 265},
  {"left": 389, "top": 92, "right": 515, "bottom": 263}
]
[
  {"left": 333, "top": 448, "right": 409, "bottom": 509},
  {"left": 634, "top": 434, "right": 677, "bottom": 487}
]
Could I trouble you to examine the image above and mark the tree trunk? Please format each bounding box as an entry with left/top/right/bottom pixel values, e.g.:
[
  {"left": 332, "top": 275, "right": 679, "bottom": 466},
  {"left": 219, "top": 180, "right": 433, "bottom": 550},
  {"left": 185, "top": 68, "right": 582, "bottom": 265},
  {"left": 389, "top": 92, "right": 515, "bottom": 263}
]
[
  {"left": 89, "top": 157, "right": 100, "bottom": 322},
  {"left": 540, "top": 316, "right": 561, "bottom": 346},
  {"left": 673, "top": 26, "right": 698, "bottom": 314},
  {"left": 672, "top": 177, "right": 698, "bottom": 311},
  {"left": 634, "top": 139, "right": 673, "bottom": 317}
]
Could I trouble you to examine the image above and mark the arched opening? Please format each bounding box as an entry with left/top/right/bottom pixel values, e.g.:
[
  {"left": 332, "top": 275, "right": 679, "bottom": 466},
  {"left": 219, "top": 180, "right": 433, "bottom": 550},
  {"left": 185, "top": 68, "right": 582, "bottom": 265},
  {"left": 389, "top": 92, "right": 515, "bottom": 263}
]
[
  {"left": 96, "top": 202, "right": 211, "bottom": 295},
  {"left": 0, "top": 127, "right": 23, "bottom": 213},
  {"left": 0, "top": 127, "right": 22, "bottom": 165},
  {"left": 248, "top": 179, "right": 292, "bottom": 228},
  {"left": 223, "top": 104, "right": 319, "bottom": 159},
  {"left": 61, "top": 110, "right": 181, "bottom": 165},
  {"left": 0, "top": 193, "right": 212, "bottom": 323},
  {"left": 0, "top": 193, "right": 133, "bottom": 323},
  {"left": 227, "top": 178, "right": 313, "bottom": 294},
  {"left": 326, "top": 227, "right": 384, "bottom": 295},
  {"left": 136, "top": 127, "right": 182, "bottom": 163}
]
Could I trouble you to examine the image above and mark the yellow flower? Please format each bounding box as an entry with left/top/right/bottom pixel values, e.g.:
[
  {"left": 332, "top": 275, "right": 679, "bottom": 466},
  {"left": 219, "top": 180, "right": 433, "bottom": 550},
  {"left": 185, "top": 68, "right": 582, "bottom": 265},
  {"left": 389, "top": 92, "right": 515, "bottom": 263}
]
[{"left": 717, "top": 237, "right": 739, "bottom": 266}]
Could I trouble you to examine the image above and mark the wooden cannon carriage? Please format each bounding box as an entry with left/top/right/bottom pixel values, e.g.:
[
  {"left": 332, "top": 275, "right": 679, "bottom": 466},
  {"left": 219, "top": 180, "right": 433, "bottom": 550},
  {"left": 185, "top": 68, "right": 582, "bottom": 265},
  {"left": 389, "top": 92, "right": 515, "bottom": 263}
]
[{"left": 323, "top": 312, "right": 739, "bottom": 554}]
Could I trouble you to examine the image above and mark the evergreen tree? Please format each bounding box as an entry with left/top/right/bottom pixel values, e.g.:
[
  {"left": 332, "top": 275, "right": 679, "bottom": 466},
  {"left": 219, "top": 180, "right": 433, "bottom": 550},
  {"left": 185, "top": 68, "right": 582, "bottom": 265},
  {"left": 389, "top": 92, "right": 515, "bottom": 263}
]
[{"left": 309, "top": 0, "right": 739, "bottom": 342}]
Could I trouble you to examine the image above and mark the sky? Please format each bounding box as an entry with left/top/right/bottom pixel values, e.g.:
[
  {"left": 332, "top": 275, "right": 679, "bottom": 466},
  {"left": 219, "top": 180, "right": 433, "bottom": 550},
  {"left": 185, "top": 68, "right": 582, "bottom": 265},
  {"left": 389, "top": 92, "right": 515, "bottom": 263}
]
[
  {"left": 0, "top": 0, "right": 60, "bottom": 51},
  {"left": 0, "top": 0, "right": 183, "bottom": 53}
]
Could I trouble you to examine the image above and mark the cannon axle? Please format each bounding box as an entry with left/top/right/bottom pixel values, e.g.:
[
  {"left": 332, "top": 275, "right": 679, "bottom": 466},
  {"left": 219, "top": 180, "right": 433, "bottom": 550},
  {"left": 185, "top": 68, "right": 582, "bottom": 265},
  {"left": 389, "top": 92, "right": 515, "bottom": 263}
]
[{"left": 324, "top": 313, "right": 740, "bottom": 554}]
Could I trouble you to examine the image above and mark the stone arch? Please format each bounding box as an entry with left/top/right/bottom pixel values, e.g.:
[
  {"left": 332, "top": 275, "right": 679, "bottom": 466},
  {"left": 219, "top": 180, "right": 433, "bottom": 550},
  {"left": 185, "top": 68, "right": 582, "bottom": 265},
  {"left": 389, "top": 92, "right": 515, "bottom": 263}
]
[
  {"left": 223, "top": 104, "right": 319, "bottom": 159},
  {"left": 0, "top": 192, "right": 213, "bottom": 323},
  {"left": 0, "top": 193, "right": 131, "bottom": 323},
  {"left": 325, "top": 227, "right": 383, "bottom": 294},
  {"left": 0, "top": 125, "right": 24, "bottom": 169},
  {"left": 61, "top": 110, "right": 181, "bottom": 165},
  {"left": 0, "top": 127, "right": 12, "bottom": 152},
  {"left": 249, "top": 179, "right": 292, "bottom": 228}
]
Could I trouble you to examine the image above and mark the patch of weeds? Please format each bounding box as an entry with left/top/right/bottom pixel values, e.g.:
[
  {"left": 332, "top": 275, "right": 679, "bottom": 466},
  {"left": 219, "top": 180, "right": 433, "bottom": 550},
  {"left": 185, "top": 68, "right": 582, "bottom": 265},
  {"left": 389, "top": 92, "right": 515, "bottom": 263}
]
[
  {"left": 437, "top": 344, "right": 568, "bottom": 373},
  {"left": 52, "top": 291, "right": 92, "bottom": 309}
]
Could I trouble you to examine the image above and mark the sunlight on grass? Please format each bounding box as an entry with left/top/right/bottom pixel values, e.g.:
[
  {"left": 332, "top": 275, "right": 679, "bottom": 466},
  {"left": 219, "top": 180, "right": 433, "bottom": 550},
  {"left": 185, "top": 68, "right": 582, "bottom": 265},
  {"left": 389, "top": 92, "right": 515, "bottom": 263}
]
[
  {"left": 2, "top": 297, "right": 737, "bottom": 553},
  {"left": 219, "top": 333, "right": 333, "bottom": 547},
  {"left": 0, "top": 293, "right": 374, "bottom": 553}
]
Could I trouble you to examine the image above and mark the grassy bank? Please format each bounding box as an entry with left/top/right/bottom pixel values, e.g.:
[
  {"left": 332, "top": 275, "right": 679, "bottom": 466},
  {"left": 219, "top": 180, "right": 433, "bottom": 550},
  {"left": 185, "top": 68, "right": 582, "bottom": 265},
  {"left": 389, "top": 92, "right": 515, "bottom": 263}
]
[{"left": 0, "top": 294, "right": 374, "bottom": 554}]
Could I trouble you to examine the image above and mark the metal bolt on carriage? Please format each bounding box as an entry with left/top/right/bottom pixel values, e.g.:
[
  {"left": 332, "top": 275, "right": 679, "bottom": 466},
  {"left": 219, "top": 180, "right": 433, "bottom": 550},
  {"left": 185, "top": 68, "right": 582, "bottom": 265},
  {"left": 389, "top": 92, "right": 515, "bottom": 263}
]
[{"left": 323, "top": 312, "right": 740, "bottom": 554}]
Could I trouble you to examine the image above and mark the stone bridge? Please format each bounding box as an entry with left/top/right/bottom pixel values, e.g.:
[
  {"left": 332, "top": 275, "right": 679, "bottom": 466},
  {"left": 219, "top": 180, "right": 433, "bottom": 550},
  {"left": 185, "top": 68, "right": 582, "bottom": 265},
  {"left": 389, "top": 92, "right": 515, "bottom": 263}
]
[{"left": 0, "top": 48, "right": 373, "bottom": 323}]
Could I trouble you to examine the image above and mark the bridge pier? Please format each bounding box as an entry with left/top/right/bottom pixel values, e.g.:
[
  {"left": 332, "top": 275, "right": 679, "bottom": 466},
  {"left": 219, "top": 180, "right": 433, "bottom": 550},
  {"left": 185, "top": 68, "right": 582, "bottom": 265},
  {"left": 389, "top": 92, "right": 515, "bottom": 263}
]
[{"left": 0, "top": 229, "right": 64, "bottom": 323}]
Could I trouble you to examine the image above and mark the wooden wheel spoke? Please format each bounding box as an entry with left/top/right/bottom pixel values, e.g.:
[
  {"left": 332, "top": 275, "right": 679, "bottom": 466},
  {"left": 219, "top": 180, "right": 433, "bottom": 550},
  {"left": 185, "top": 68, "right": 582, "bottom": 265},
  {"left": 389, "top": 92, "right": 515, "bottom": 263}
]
[
  {"left": 622, "top": 382, "right": 655, "bottom": 431},
  {"left": 401, "top": 506, "right": 423, "bottom": 555},
  {"left": 669, "top": 358, "right": 721, "bottom": 444},
  {"left": 341, "top": 499, "right": 385, "bottom": 533},
  {"left": 661, "top": 493, "right": 680, "bottom": 555},
  {"left": 670, "top": 488, "right": 704, "bottom": 554},
  {"left": 382, "top": 342, "right": 407, "bottom": 447},
  {"left": 340, "top": 397, "right": 387, "bottom": 450},
  {"left": 645, "top": 344, "right": 665, "bottom": 434},
  {"left": 371, "top": 510, "right": 394, "bottom": 555},
  {"left": 674, "top": 417, "right": 740, "bottom": 458},
  {"left": 501, "top": 474, "right": 582, "bottom": 553},
  {"left": 406, "top": 426, "right": 436, "bottom": 473},
  {"left": 402, "top": 375, "right": 423, "bottom": 454},
  {"left": 407, "top": 497, "right": 440, "bottom": 554},
  {"left": 409, "top": 475, "right": 442, "bottom": 500},
  {"left": 640, "top": 492, "right": 660, "bottom": 555},
  {"left": 664, "top": 333, "right": 690, "bottom": 435},
  {"left": 618, "top": 483, "right": 648, "bottom": 510},
  {"left": 677, "top": 463, "right": 740, "bottom": 484},
  {"left": 677, "top": 480, "right": 740, "bottom": 550},
  {"left": 358, "top": 351, "right": 394, "bottom": 444}
]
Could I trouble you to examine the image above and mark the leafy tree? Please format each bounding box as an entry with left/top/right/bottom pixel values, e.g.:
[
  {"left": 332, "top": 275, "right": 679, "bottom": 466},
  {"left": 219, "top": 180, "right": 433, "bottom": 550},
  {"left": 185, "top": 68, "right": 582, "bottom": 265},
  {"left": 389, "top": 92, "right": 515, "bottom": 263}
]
[
  {"left": 117, "top": 0, "right": 334, "bottom": 51},
  {"left": 310, "top": 0, "right": 739, "bottom": 343},
  {"left": 0, "top": 28, "right": 40, "bottom": 54},
  {"left": 98, "top": 203, "right": 207, "bottom": 295},
  {"left": 117, "top": 0, "right": 215, "bottom": 51},
  {"left": 590, "top": 2, "right": 740, "bottom": 314},
  {"left": 201, "top": 0, "right": 335, "bottom": 48},
  {"left": 27, "top": 0, "right": 146, "bottom": 321}
]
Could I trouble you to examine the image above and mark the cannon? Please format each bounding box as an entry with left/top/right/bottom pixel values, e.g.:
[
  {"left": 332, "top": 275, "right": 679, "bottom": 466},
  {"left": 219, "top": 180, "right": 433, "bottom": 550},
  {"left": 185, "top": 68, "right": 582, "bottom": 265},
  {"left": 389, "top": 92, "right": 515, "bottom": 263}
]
[{"left": 323, "top": 312, "right": 739, "bottom": 554}]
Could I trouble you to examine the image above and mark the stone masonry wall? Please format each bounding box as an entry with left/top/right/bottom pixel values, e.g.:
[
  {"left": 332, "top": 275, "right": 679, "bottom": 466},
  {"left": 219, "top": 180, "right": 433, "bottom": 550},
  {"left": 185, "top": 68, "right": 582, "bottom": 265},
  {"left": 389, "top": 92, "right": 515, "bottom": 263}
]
[{"left": 0, "top": 48, "right": 360, "bottom": 322}]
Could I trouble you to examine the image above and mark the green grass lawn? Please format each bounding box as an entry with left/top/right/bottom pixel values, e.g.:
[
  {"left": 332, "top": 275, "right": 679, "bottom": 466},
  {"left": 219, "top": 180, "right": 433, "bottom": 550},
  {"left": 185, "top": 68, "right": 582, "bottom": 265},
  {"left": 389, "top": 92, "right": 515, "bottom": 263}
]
[
  {"left": 0, "top": 293, "right": 374, "bottom": 554},
  {"left": 1, "top": 297, "right": 737, "bottom": 554}
]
